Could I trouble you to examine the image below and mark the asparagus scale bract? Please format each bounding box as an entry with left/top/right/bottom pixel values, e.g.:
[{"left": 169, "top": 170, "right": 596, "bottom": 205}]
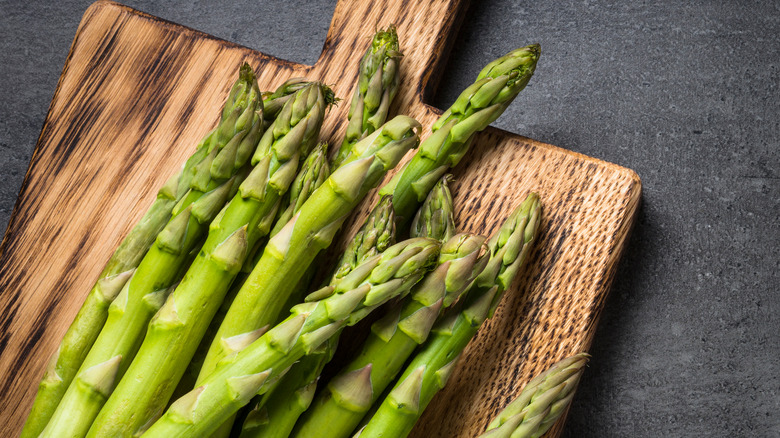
[
  {"left": 379, "top": 44, "right": 540, "bottom": 224},
  {"left": 142, "top": 237, "right": 441, "bottom": 438},
  {"left": 38, "top": 63, "right": 263, "bottom": 438},
  {"left": 198, "top": 115, "right": 422, "bottom": 385},
  {"left": 357, "top": 193, "right": 542, "bottom": 438},
  {"left": 239, "top": 196, "right": 397, "bottom": 438},
  {"left": 478, "top": 353, "right": 588, "bottom": 438},
  {"left": 333, "top": 25, "right": 402, "bottom": 167},
  {"left": 85, "top": 82, "right": 334, "bottom": 438}
]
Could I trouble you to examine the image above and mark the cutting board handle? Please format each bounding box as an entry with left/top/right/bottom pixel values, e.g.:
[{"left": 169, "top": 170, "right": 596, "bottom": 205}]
[{"left": 313, "top": 0, "right": 469, "bottom": 108}]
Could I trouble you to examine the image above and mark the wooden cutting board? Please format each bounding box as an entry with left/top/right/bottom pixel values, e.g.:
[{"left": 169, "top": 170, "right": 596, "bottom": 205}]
[{"left": 0, "top": 0, "right": 641, "bottom": 436}]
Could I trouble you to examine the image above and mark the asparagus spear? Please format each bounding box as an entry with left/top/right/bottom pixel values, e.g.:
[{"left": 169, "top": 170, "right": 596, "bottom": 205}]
[
  {"left": 175, "top": 141, "right": 332, "bottom": 400},
  {"left": 141, "top": 237, "right": 441, "bottom": 438},
  {"left": 292, "top": 232, "right": 487, "bottom": 438},
  {"left": 197, "top": 115, "right": 421, "bottom": 386},
  {"left": 204, "top": 142, "right": 333, "bottom": 438},
  {"left": 478, "top": 353, "right": 589, "bottom": 438},
  {"left": 409, "top": 175, "right": 456, "bottom": 242},
  {"left": 332, "top": 25, "right": 402, "bottom": 167},
  {"left": 38, "top": 64, "right": 263, "bottom": 438},
  {"left": 378, "top": 44, "right": 540, "bottom": 224},
  {"left": 290, "top": 175, "right": 455, "bottom": 438},
  {"left": 271, "top": 142, "right": 331, "bottom": 236},
  {"left": 238, "top": 196, "right": 397, "bottom": 438},
  {"left": 331, "top": 195, "right": 397, "bottom": 282},
  {"left": 267, "top": 25, "right": 404, "bottom": 363},
  {"left": 356, "top": 193, "right": 542, "bottom": 438},
  {"left": 84, "top": 82, "right": 334, "bottom": 438},
  {"left": 21, "top": 169, "right": 190, "bottom": 438}
]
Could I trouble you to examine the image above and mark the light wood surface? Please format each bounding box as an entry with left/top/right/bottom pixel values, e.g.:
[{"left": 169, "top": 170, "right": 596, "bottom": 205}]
[{"left": 0, "top": 0, "right": 641, "bottom": 436}]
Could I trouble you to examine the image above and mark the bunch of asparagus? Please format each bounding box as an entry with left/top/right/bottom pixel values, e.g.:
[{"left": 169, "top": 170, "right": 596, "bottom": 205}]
[{"left": 22, "top": 23, "right": 586, "bottom": 438}]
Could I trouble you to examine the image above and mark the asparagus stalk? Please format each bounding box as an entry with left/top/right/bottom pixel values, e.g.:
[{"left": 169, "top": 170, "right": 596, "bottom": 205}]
[
  {"left": 356, "top": 193, "right": 542, "bottom": 438},
  {"left": 293, "top": 232, "right": 487, "bottom": 438},
  {"left": 378, "top": 44, "right": 540, "bottom": 224},
  {"left": 21, "top": 168, "right": 191, "bottom": 438},
  {"left": 85, "top": 82, "right": 334, "bottom": 438},
  {"left": 205, "top": 142, "right": 333, "bottom": 438},
  {"left": 290, "top": 175, "right": 455, "bottom": 438},
  {"left": 38, "top": 64, "right": 264, "bottom": 438},
  {"left": 238, "top": 196, "right": 397, "bottom": 438},
  {"left": 197, "top": 115, "right": 421, "bottom": 386},
  {"left": 142, "top": 237, "right": 441, "bottom": 438},
  {"left": 478, "top": 353, "right": 588, "bottom": 438},
  {"left": 409, "top": 175, "right": 456, "bottom": 242},
  {"left": 332, "top": 25, "right": 402, "bottom": 167},
  {"left": 175, "top": 141, "right": 332, "bottom": 400}
]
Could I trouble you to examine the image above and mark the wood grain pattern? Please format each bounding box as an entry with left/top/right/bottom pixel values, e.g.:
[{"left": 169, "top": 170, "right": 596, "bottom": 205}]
[{"left": 0, "top": 0, "right": 640, "bottom": 436}]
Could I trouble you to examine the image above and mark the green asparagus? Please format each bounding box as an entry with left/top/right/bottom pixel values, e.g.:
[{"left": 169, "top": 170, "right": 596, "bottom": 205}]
[
  {"left": 238, "top": 196, "right": 397, "bottom": 438},
  {"left": 478, "top": 353, "right": 588, "bottom": 438},
  {"left": 197, "top": 115, "right": 421, "bottom": 386},
  {"left": 174, "top": 141, "right": 332, "bottom": 402},
  {"left": 271, "top": 142, "right": 331, "bottom": 236},
  {"left": 85, "top": 82, "right": 334, "bottom": 438},
  {"left": 212, "top": 141, "right": 333, "bottom": 438},
  {"left": 332, "top": 25, "right": 402, "bottom": 167},
  {"left": 292, "top": 232, "right": 487, "bottom": 438},
  {"left": 290, "top": 175, "right": 455, "bottom": 438},
  {"left": 20, "top": 168, "right": 190, "bottom": 438},
  {"left": 356, "top": 193, "right": 542, "bottom": 438},
  {"left": 378, "top": 44, "right": 540, "bottom": 224},
  {"left": 142, "top": 237, "right": 441, "bottom": 438},
  {"left": 409, "top": 174, "right": 456, "bottom": 242},
  {"left": 38, "top": 64, "right": 263, "bottom": 438}
]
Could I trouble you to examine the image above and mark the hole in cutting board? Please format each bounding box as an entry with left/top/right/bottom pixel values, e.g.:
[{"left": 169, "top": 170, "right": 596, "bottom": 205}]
[{"left": 121, "top": 0, "right": 336, "bottom": 66}]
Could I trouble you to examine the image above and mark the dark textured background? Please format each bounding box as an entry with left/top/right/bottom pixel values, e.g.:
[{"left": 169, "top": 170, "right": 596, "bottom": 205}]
[{"left": 1, "top": 1, "right": 778, "bottom": 436}]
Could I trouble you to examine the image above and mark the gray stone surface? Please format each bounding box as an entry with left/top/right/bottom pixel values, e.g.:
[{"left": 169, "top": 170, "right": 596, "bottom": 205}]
[{"left": 1, "top": 0, "right": 777, "bottom": 436}]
